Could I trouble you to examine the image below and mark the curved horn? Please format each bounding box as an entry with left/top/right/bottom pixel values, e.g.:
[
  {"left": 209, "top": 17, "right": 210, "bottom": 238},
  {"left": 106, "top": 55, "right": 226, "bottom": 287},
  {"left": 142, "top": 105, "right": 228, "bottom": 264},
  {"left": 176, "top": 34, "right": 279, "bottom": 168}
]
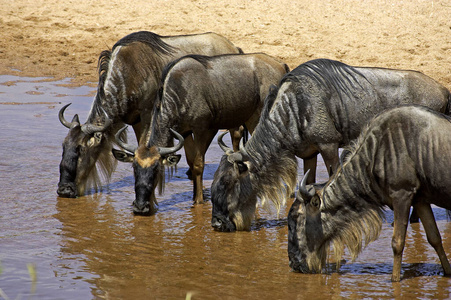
[
  {"left": 158, "top": 129, "right": 184, "bottom": 156},
  {"left": 81, "top": 108, "right": 112, "bottom": 135},
  {"left": 298, "top": 169, "right": 315, "bottom": 201},
  {"left": 59, "top": 103, "right": 75, "bottom": 128},
  {"left": 238, "top": 138, "right": 250, "bottom": 161},
  {"left": 115, "top": 126, "right": 137, "bottom": 153},
  {"left": 218, "top": 131, "right": 233, "bottom": 153}
]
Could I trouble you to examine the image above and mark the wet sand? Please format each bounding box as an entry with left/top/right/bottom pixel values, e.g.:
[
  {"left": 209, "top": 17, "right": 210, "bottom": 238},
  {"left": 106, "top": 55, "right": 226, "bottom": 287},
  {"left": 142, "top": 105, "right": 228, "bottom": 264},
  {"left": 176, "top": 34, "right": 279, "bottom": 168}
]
[{"left": 1, "top": 0, "right": 451, "bottom": 88}]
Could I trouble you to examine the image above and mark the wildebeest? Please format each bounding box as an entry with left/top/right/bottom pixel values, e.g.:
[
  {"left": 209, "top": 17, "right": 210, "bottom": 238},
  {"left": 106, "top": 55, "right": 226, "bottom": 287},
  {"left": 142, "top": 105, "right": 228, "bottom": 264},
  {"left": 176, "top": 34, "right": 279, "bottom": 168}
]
[
  {"left": 57, "top": 31, "right": 242, "bottom": 198},
  {"left": 112, "top": 53, "right": 289, "bottom": 215},
  {"left": 288, "top": 105, "right": 451, "bottom": 282},
  {"left": 211, "top": 58, "right": 451, "bottom": 231}
]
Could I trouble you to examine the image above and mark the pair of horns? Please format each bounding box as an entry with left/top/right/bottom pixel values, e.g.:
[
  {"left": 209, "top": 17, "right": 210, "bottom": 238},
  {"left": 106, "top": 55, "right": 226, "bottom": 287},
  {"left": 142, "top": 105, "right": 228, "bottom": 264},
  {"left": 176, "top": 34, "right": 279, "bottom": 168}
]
[
  {"left": 59, "top": 103, "right": 112, "bottom": 134},
  {"left": 217, "top": 130, "right": 250, "bottom": 162},
  {"left": 115, "top": 126, "right": 184, "bottom": 156}
]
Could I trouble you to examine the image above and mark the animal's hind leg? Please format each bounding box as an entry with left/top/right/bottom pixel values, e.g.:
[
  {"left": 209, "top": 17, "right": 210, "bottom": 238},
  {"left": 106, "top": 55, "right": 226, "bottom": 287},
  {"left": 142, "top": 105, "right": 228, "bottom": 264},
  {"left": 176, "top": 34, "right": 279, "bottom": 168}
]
[
  {"left": 390, "top": 189, "right": 413, "bottom": 282},
  {"left": 409, "top": 208, "right": 420, "bottom": 223},
  {"left": 414, "top": 202, "right": 451, "bottom": 276}
]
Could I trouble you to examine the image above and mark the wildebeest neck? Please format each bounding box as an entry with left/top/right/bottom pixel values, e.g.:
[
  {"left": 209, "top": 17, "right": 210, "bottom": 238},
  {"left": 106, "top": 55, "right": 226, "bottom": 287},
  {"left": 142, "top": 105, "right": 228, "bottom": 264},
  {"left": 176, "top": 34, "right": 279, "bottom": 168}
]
[
  {"left": 243, "top": 88, "right": 299, "bottom": 211},
  {"left": 319, "top": 145, "right": 385, "bottom": 263}
]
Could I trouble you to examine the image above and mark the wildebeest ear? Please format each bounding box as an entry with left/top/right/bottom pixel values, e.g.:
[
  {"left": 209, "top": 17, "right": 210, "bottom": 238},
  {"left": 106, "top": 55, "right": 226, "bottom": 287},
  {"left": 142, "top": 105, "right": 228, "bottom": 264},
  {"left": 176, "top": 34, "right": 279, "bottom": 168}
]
[
  {"left": 163, "top": 154, "right": 181, "bottom": 167},
  {"left": 112, "top": 148, "right": 134, "bottom": 163},
  {"left": 236, "top": 161, "right": 248, "bottom": 175}
]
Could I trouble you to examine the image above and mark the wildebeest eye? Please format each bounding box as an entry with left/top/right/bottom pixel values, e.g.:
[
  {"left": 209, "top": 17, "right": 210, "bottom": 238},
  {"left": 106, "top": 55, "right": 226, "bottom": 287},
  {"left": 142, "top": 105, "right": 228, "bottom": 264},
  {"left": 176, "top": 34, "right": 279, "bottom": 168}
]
[
  {"left": 75, "top": 145, "right": 82, "bottom": 155},
  {"left": 236, "top": 161, "right": 248, "bottom": 174}
]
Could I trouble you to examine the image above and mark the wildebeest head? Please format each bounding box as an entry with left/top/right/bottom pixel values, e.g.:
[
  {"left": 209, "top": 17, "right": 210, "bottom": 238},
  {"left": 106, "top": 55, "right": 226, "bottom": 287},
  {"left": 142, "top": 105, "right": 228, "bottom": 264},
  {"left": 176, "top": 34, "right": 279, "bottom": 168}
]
[
  {"left": 211, "top": 131, "right": 257, "bottom": 232},
  {"left": 112, "top": 127, "right": 183, "bottom": 215},
  {"left": 287, "top": 170, "right": 327, "bottom": 273},
  {"left": 58, "top": 103, "right": 113, "bottom": 198},
  {"left": 288, "top": 167, "right": 383, "bottom": 274}
]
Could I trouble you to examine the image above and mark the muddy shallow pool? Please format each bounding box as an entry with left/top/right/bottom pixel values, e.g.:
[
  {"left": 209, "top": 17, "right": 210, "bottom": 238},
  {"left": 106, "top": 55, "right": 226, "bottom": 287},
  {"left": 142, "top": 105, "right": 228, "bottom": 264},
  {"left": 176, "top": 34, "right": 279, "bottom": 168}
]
[{"left": 0, "top": 76, "right": 450, "bottom": 299}]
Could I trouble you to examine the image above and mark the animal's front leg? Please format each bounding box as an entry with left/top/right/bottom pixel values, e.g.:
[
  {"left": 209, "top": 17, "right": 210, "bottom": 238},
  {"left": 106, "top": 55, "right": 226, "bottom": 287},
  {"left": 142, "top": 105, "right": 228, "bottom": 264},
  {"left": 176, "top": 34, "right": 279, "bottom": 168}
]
[
  {"left": 191, "top": 130, "right": 217, "bottom": 204},
  {"left": 414, "top": 202, "right": 451, "bottom": 276},
  {"left": 390, "top": 189, "right": 413, "bottom": 282},
  {"left": 319, "top": 143, "right": 339, "bottom": 178},
  {"left": 132, "top": 122, "right": 142, "bottom": 143},
  {"left": 303, "top": 155, "right": 317, "bottom": 184},
  {"left": 192, "top": 152, "right": 205, "bottom": 204}
]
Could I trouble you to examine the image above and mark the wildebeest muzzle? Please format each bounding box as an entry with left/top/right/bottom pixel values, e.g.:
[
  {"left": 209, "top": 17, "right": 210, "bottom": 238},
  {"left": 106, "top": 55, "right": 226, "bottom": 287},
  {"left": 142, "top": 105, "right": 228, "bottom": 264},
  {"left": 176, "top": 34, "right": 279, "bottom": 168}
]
[
  {"left": 132, "top": 200, "right": 152, "bottom": 215},
  {"left": 57, "top": 182, "right": 77, "bottom": 198},
  {"left": 211, "top": 214, "right": 236, "bottom": 232}
]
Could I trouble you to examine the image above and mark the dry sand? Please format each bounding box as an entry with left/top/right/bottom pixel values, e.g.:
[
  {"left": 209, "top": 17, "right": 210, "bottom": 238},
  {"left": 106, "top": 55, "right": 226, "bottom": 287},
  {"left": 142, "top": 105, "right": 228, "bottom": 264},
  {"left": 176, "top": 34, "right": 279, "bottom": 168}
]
[{"left": 1, "top": 0, "right": 450, "bottom": 89}]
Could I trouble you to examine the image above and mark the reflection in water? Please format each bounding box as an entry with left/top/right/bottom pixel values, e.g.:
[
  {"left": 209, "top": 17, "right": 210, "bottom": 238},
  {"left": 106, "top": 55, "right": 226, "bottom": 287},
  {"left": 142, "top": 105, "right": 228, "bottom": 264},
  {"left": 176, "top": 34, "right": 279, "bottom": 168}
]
[{"left": 1, "top": 76, "right": 451, "bottom": 298}]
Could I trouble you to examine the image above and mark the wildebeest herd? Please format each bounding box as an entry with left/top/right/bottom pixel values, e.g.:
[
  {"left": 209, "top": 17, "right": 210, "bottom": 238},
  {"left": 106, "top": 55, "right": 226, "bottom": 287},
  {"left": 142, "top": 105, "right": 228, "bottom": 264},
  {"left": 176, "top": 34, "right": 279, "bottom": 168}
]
[{"left": 57, "top": 31, "right": 451, "bottom": 282}]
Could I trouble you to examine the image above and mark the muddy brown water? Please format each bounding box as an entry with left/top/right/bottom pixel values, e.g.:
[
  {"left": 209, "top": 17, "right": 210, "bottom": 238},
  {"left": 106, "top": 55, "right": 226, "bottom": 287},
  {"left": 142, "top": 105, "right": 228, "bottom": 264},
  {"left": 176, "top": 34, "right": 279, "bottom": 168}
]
[{"left": 0, "top": 76, "right": 450, "bottom": 299}]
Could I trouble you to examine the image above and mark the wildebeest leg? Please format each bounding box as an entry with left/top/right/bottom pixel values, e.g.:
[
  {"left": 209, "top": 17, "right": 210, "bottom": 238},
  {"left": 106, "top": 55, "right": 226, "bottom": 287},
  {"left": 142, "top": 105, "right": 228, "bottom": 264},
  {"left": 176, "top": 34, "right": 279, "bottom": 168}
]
[
  {"left": 132, "top": 123, "right": 142, "bottom": 143},
  {"left": 409, "top": 208, "right": 420, "bottom": 223},
  {"left": 229, "top": 126, "right": 244, "bottom": 152},
  {"left": 192, "top": 130, "right": 217, "bottom": 204},
  {"left": 414, "top": 202, "right": 451, "bottom": 276},
  {"left": 319, "top": 143, "right": 339, "bottom": 177},
  {"left": 183, "top": 134, "right": 195, "bottom": 180},
  {"left": 303, "top": 156, "right": 317, "bottom": 184},
  {"left": 390, "top": 189, "right": 413, "bottom": 282}
]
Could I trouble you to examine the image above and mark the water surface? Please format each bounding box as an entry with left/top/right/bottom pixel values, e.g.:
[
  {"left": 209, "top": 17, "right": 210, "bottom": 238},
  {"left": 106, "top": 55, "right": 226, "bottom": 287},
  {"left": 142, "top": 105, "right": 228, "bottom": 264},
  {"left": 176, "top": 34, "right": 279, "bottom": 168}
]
[{"left": 0, "top": 76, "right": 450, "bottom": 299}]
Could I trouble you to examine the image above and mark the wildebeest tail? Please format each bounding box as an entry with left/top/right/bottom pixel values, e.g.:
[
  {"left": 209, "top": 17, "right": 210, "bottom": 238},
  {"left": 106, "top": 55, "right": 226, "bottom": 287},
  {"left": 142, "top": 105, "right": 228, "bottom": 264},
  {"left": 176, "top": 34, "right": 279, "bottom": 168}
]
[
  {"left": 445, "top": 92, "right": 451, "bottom": 116},
  {"left": 283, "top": 63, "right": 290, "bottom": 73}
]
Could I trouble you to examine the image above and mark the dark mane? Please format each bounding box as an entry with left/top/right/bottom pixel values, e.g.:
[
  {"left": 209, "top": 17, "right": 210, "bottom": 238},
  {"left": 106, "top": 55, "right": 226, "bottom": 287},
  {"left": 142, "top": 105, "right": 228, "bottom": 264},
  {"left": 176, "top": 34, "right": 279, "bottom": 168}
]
[
  {"left": 90, "top": 31, "right": 178, "bottom": 122},
  {"left": 161, "top": 54, "right": 213, "bottom": 82},
  {"left": 91, "top": 49, "right": 112, "bottom": 121},
  {"left": 159, "top": 54, "right": 214, "bottom": 100},
  {"left": 282, "top": 58, "right": 369, "bottom": 100},
  {"left": 260, "top": 84, "right": 279, "bottom": 121},
  {"left": 113, "top": 31, "right": 176, "bottom": 56}
]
